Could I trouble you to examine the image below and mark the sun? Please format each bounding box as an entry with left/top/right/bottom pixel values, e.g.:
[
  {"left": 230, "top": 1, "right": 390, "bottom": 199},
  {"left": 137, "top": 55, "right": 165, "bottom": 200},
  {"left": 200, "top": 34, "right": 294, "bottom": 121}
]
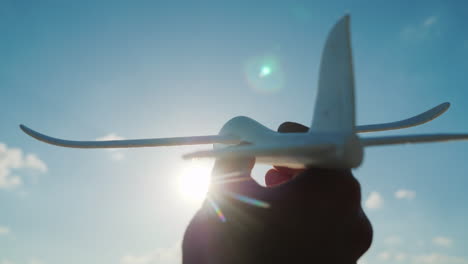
[{"left": 178, "top": 160, "right": 212, "bottom": 203}]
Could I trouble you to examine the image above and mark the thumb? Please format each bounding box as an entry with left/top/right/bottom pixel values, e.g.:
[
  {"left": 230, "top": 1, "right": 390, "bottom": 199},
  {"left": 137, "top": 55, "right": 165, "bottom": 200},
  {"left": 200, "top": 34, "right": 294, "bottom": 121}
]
[
  {"left": 208, "top": 121, "right": 310, "bottom": 204},
  {"left": 210, "top": 155, "right": 264, "bottom": 198},
  {"left": 211, "top": 156, "right": 255, "bottom": 181},
  {"left": 208, "top": 156, "right": 272, "bottom": 216}
]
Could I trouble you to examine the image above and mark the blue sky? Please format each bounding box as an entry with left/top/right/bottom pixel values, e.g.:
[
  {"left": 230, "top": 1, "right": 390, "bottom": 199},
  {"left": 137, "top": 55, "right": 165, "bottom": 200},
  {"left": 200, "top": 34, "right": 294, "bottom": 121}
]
[{"left": 1, "top": 1, "right": 468, "bottom": 263}]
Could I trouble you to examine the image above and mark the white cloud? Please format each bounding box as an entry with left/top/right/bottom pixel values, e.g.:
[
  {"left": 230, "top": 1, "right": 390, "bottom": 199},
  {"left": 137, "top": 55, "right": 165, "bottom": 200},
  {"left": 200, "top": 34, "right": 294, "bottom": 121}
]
[
  {"left": 378, "top": 251, "right": 391, "bottom": 261},
  {"left": 432, "top": 236, "right": 453, "bottom": 247},
  {"left": 395, "top": 189, "right": 416, "bottom": 200},
  {"left": 110, "top": 151, "right": 125, "bottom": 161},
  {"left": 24, "top": 154, "right": 48, "bottom": 173},
  {"left": 365, "top": 191, "right": 383, "bottom": 209},
  {"left": 96, "top": 133, "right": 126, "bottom": 161},
  {"left": 423, "top": 16, "right": 438, "bottom": 27},
  {"left": 0, "top": 226, "right": 10, "bottom": 235},
  {"left": 377, "top": 250, "right": 409, "bottom": 262},
  {"left": 28, "top": 259, "right": 45, "bottom": 264},
  {"left": 96, "top": 133, "right": 124, "bottom": 141},
  {"left": 121, "top": 242, "right": 181, "bottom": 264},
  {"left": 0, "top": 143, "right": 48, "bottom": 189},
  {"left": 121, "top": 255, "right": 151, "bottom": 264},
  {"left": 413, "top": 253, "right": 468, "bottom": 264},
  {"left": 373, "top": 250, "right": 468, "bottom": 264},
  {"left": 357, "top": 259, "right": 367, "bottom": 264},
  {"left": 0, "top": 258, "right": 43, "bottom": 264},
  {"left": 384, "top": 235, "right": 404, "bottom": 246},
  {"left": 401, "top": 15, "right": 439, "bottom": 40},
  {"left": 395, "top": 252, "right": 407, "bottom": 262}
]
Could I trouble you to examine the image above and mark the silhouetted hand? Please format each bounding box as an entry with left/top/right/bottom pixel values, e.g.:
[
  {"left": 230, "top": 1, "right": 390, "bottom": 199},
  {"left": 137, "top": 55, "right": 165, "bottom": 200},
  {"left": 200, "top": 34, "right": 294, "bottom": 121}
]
[{"left": 182, "top": 122, "right": 372, "bottom": 264}]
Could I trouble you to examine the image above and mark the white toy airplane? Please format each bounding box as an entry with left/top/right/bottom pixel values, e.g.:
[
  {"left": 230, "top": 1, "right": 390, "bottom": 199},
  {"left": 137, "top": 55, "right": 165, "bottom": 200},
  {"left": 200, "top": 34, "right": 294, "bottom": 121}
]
[{"left": 20, "top": 15, "right": 468, "bottom": 169}]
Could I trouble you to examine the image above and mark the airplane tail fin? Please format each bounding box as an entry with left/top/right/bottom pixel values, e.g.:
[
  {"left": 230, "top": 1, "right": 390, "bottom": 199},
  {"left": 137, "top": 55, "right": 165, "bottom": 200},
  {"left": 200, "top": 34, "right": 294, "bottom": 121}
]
[{"left": 311, "top": 15, "right": 355, "bottom": 133}]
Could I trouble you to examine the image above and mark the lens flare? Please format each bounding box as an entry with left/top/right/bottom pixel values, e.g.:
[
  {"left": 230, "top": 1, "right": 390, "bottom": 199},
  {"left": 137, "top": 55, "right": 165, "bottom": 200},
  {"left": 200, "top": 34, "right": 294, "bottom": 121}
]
[
  {"left": 225, "top": 191, "right": 270, "bottom": 208},
  {"left": 245, "top": 54, "right": 284, "bottom": 93},
  {"left": 259, "top": 66, "right": 272, "bottom": 77},
  {"left": 208, "top": 197, "right": 226, "bottom": 222}
]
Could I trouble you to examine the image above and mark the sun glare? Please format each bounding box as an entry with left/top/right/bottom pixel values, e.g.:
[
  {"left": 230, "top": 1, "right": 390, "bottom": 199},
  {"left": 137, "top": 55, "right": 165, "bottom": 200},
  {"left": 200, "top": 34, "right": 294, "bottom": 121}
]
[{"left": 178, "top": 160, "right": 212, "bottom": 203}]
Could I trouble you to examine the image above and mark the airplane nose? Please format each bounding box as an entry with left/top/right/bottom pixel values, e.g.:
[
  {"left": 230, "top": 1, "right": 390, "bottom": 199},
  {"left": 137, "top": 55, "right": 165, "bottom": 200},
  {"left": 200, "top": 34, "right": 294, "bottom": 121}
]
[{"left": 214, "top": 116, "right": 275, "bottom": 150}]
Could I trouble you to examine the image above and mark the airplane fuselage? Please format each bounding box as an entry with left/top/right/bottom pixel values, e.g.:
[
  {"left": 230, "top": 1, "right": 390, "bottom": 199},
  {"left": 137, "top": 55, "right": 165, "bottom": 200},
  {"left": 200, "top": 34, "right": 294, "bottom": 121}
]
[
  {"left": 216, "top": 116, "right": 364, "bottom": 169},
  {"left": 258, "top": 133, "right": 363, "bottom": 169}
]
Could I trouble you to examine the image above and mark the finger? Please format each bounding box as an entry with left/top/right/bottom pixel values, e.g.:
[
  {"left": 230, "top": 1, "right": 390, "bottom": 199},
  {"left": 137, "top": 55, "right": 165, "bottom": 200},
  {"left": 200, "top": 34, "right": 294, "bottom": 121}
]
[
  {"left": 211, "top": 122, "right": 309, "bottom": 203},
  {"left": 277, "top": 121, "right": 309, "bottom": 133},
  {"left": 279, "top": 168, "right": 362, "bottom": 209},
  {"left": 264, "top": 122, "right": 309, "bottom": 186},
  {"left": 265, "top": 168, "right": 295, "bottom": 186},
  {"left": 274, "top": 121, "right": 360, "bottom": 203},
  {"left": 211, "top": 156, "right": 255, "bottom": 180},
  {"left": 272, "top": 166, "right": 304, "bottom": 177}
]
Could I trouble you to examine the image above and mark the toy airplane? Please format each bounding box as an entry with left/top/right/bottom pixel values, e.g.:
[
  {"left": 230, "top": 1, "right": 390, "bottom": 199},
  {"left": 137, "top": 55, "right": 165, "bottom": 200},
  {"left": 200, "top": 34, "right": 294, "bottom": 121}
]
[{"left": 20, "top": 15, "right": 468, "bottom": 169}]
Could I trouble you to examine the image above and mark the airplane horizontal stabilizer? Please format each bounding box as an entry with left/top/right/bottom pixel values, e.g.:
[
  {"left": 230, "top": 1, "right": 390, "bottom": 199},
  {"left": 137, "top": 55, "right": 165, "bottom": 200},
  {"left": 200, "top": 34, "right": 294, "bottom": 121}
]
[
  {"left": 361, "top": 133, "right": 468, "bottom": 147},
  {"left": 20, "top": 125, "right": 241, "bottom": 149},
  {"left": 183, "top": 143, "right": 335, "bottom": 160},
  {"left": 356, "top": 102, "right": 450, "bottom": 133}
]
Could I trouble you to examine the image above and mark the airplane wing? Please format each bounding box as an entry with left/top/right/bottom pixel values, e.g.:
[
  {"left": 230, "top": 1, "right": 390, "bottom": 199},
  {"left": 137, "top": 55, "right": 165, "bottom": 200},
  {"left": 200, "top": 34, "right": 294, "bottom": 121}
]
[
  {"left": 356, "top": 102, "right": 450, "bottom": 133},
  {"left": 361, "top": 133, "right": 468, "bottom": 147},
  {"left": 277, "top": 103, "right": 449, "bottom": 134},
  {"left": 183, "top": 142, "right": 335, "bottom": 160},
  {"left": 20, "top": 124, "right": 241, "bottom": 149},
  {"left": 19, "top": 102, "right": 450, "bottom": 149}
]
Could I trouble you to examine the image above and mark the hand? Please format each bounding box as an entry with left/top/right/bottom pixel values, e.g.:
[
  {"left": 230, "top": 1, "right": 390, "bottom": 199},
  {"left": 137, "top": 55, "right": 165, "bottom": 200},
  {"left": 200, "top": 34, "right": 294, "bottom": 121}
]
[{"left": 182, "top": 122, "right": 372, "bottom": 264}]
